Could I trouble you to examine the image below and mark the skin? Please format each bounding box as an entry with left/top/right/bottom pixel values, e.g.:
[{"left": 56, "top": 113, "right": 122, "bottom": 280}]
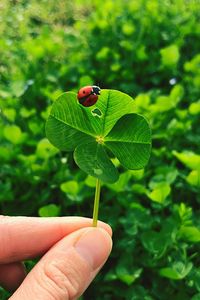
[{"left": 0, "top": 216, "right": 112, "bottom": 300}]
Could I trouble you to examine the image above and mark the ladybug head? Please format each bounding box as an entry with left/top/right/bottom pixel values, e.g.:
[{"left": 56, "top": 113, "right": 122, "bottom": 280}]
[{"left": 92, "top": 86, "right": 101, "bottom": 95}]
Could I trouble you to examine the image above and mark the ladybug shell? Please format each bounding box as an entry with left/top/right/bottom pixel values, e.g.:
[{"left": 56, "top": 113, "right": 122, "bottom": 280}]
[
  {"left": 77, "top": 86, "right": 93, "bottom": 99},
  {"left": 77, "top": 85, "right": 100, "bottom": 107},
  {"left": 80, "top": 94, "right": 98, "bottom": 107}
]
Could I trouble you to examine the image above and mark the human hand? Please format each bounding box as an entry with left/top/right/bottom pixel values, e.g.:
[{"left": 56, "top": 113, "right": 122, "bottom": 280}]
[{"left": 0, "top": 216, "right": 112, "bottom": 300}]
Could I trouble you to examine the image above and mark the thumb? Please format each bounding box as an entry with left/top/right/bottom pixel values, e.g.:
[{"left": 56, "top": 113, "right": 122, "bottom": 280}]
[{"left": 10, "top": 227, "right": 112, "bottom": 300}]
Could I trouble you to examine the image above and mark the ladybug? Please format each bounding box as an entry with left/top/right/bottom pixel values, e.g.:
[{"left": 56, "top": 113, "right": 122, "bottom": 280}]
[{"left": 77, "top": 85, "right": 101, "bottom": 107}]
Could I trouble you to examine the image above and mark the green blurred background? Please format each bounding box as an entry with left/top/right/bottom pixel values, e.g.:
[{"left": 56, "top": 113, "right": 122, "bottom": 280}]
[{"left": 0, "top": 0, "right": 200, "bottom": 299}]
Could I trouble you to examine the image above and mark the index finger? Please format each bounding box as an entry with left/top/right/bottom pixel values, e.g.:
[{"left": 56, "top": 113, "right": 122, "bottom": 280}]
[{"left": 0, "top": 216, "right": 112, "bottom": 263}]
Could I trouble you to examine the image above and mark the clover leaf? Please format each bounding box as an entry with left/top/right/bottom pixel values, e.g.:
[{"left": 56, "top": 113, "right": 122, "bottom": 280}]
[{"left": 46, "top": 89, "right": 151, "bottom": 226}]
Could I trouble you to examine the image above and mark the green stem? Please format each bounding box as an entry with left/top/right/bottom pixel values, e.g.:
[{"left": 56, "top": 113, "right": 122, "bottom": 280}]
[{"left": 92, "top": 178, "right": 101, "bottom": 227}]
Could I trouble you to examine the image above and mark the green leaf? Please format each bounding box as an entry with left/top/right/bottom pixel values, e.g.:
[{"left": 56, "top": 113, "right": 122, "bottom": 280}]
[
  {"left": 177, "top": 202, "right": 193, "bottom": 226},
  {"left": 0, "top": 146, "right": 12, "bottom": 161},
  {"left": 46, "top": 92, "right": 95, "bottom": 151},
  {"left": 46, "top": 114, "right": 93, "bottom": 151},
  {"left": 173, "top": 151, "right": 200, "bottom": 170},
  {"left": 159, "top": 262, "right": 193, "bottom": 280},
  {"left": 189, "top": 100, "right": 200, "bottom": 115},
  {"left": 20, "top": 107, "right": 36, "bottom": 118},
  {"left": 85, "top": 175, "right": 97, "bottom": 188},
  {"left": 160, "top": 44, "right": 180, "bottom": 66},
  {"left": 36, "top": 138, "right": 59, "bottom": 158},
  {"left": 130, "top": 169, "right": 144, "bottom": 180},
  {"left": 91, "top": 89, "right": 136, "bottom": 136},
  {"left": 141, "top": 231, "right": 168, "bottom": 255},
  {"left": 159, "top": 267, "right": 182, "bottom": 280},
  {"left": 3, "top": 108, "right": 16, "bottom": 122},
  {"left": 150, "top": 95, "right": 173, "bottom": 113},
  {"left": 10, "top": 80, "right": 27, "bottom": 97},
  {"left": 96, "top": 47, "right": 110, "bottom": 60},
  {"left": 190, "top": 269, "right": 200, "bottom": 296},
  {"left": 74, "top": 142, "right": 119, "bottom": 183},
  {"left": 60, "top": 180, "right": 79, "bottom": 196},
  {"left": 186, "top": 170, "right": 200, "bottom": 187},
  {"left": 38, "top": 204, "right": 61, "bottom": 217},
  {"left": 3, "top": 125, "right": 23, "bottom": 144},
  {"left": 28, "top": 121, "right": 42, "bottom": 134},
  {"left": 179, "top": 226, "right": 200, "bottom": 242},
  {"left": 169, "top": 84, "right": 184, "bottom": 105},
  {"left": 116, "top": 265, "right": 142, "bottom": 285},
  {"left": 105, "top": 114, "right": 151, "bottom": 169},
  {"left": 134, "top": 93, "right": 150, "bottom": 110},
  {"left": 147, "top": 182, "right": 171, "bottom": 203},
  {"left": 46, "top": 90, "right": 151, "bottom": 182},
  {"left": 122, "top": 23, "right": 135, "bottom": 36},
  {"left": 132, "top": 184, "right": 147, "bottom": 194},
  {"left": 106, "top": 171, "right": 132, "bottom": 192}
]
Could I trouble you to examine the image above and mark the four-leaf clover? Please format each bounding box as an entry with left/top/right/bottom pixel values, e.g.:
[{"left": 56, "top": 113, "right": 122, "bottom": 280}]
[{"left": 46, "top": 89, "right": 151, "bottom": 183}]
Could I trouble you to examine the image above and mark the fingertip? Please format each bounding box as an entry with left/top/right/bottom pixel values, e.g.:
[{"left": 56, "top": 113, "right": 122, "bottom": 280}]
[
  {"left": 75, "top": 227, "right": 113, "bottom": 270},
  {"left": 96, "top": 220, "right": 113, "bottom": 237}
]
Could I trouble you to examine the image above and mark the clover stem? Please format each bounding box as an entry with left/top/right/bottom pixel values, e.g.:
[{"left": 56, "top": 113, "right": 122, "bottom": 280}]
[{"left": 92, "top": 178, "right": 101, "bottom": 227}]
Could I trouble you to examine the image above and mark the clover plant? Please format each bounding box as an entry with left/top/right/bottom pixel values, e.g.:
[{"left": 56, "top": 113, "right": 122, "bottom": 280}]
[{"left": 46, "top": 89, "right": 151, "bottom": 226}]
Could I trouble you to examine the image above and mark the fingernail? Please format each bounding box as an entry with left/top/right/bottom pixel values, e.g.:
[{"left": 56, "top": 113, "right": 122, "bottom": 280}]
[{"left": 75, "top": 228, "right": 112, "bottom": 270}]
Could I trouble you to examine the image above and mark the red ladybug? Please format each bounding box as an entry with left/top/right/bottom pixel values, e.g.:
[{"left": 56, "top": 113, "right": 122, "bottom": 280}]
[{"left": 77, "top": 85, "right": 101, "bottom": 107}]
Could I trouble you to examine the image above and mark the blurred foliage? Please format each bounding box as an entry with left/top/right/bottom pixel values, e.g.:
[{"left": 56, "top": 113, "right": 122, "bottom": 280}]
[{"left": 0, "top": 0, "right": 200, "bottom": 299}]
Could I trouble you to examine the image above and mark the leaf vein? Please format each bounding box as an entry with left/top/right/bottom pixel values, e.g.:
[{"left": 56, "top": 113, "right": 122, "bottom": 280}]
[{"left": 50, "top": 114, "right": 95, "bottom": 138}]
